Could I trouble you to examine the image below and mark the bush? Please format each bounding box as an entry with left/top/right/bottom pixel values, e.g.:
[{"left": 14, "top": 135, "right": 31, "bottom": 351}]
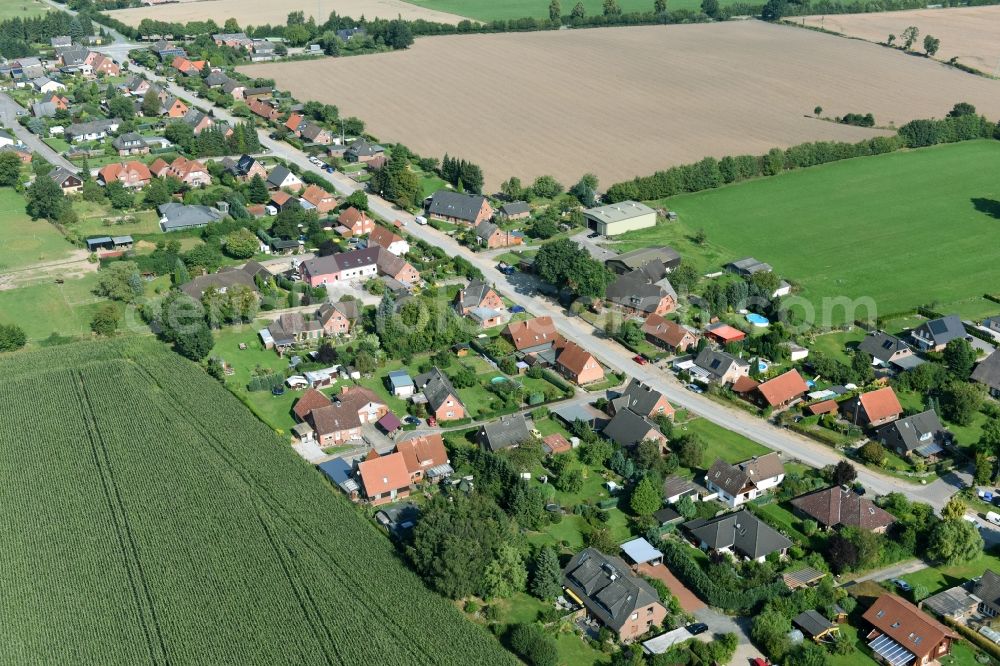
[{"left": 507, "top": 624, "right": 558, "bottom": 666}]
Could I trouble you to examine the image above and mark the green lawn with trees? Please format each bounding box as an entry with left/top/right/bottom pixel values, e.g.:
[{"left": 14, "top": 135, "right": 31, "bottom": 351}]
[
  {"left": 401, "top": 0, "right": 733, "bottom": 21},
  {"left": 615, "top": 140, "right": 1000, "bottom": 324},
  {"left": 0, "top": 273, "right": 105, "bottom": 341}
]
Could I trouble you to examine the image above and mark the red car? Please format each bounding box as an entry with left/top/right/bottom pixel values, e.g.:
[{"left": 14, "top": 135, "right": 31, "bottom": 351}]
[
  {"left": 427, "top": 417, "right": 438, "bottom": 428},
  {"left": 632, "top": 355, "right": 647, "bottom": 365},
  {"left": 751, "top": 658, "right": 769, "bottom": 666}
]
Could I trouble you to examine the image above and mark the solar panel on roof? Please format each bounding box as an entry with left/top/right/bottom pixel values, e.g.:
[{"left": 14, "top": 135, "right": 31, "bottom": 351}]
[{"left": 929, "top": 320, "right": 948, "bottom": 334}]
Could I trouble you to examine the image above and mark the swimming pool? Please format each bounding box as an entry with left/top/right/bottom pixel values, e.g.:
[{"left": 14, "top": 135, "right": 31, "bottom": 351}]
[
  {"left": 758, "top": 360, "right": 769, "bottom": 373},
  {"left": 746, "top": 313, "right": 770, "bottom": 327},
  {"left": 490, "top": 376, "right": 508, "bottom": 384}
]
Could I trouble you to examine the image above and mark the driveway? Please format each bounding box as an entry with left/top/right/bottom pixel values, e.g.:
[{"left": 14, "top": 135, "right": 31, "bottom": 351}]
[
  {"left": 850, "top": 558, "right": 928, "bottom": 584},
  {"left": 637, "top": 562, "right": 704, "bottom": 613},
  {"left": 691, "top": 608, "right": 760, "bottom": 665}
]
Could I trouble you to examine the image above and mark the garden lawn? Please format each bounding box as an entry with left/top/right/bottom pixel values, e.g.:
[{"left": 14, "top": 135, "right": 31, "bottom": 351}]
[
  {"left": 827, "top": 624, "right": 878, "bottom": 666},
  {"left": 400, "top": 0, "right": 734, "bottom": 21},
  {"left": 901, "top": 552, "right": 1000, "bottom": 596},
  {"left": 74, "top": 201, "right": 163, "bottom": 237},
  {"left": 809, "top": 328, "right": 865, "bottom": 365},
  {"left": 617, "top": 141, "right": 1000, "bottom": 324},
  {"left": 0, "top": 273, "right": 105, "bottom": 341},
  {"left": 43, "top": 137, "right": 71, "bottom": 153},
  {"left": 0, "top": 0, "right": 48, "bottom": 19},
  {"left": 679, "top": 417, "right": 771, "bottom": 466},
  {"left": 0, "top": 188, "right": 74, "bottom": 271}
]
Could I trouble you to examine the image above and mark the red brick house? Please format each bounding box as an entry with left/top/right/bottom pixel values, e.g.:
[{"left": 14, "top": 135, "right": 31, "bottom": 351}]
[
  {"left": 504, "top": 316, "right": 562, "bottom": 354},
  {"left": 86, "top": 52, "right": 119, "bottom": 76},
  {"left": 368, "top": 225, "right": 409, "bottom": 256},
  {"left": 298, "top": 385, "right": 388, "bottom": 447},
  {"left": 98, "top": 161, "right": 151, "bottom": 189},
  {"left": 248, "top": 98, "right": 281, "bottom": 121},
  {"left": 642, "top": 314, "right": 697, "bottom": 352},
  {"left": 168, "top": 156, "right": 211, "bottom": 187},
  {"left": 863, "top": 594, "right": 957, "bottom": 665},
  {"left": 396, "top": 433, "right": 450, "bottom": 484},
  {"left": 300, "top": 184, "right": 338, "bottom": 214},
  {"left": 317, "top": 300, "right": 358, "bottom": 336},
  {"left": 426, "top": 191, "right": 494, "bottom": 226},
  {"left": 414, "top": 368, "right": 465, "bottom": 421},
  {"left": 474, "top": 220, "right": 523, "bottom": 249},
  {"left": 358, "top": 451, "right": 411, "bottom": 506},
  {"left": 556, "top": 341, "right": 605, "bottom": 385},
  {"left": 337, "top": 207, "right": 374, "bottom": 237},
  {"left": 161, "top": 96, "right": 188, "bottom": 118},
  {"left": 455, "top": 280, "right": 504, "bottom": 316}
]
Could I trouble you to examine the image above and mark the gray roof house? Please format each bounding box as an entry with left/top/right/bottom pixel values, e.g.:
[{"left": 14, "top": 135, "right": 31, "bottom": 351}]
[
  {"left": 158, "top": 202, "right": 226, "bottom": 232},
  {"left": 31, "top": 101, "right": 58, "bottom": 118},
  {"left": 498, "top": 201, "right": 531, "bottom": 218},
  {"left": 877, "top": 409, "right": 950, "bottom": 458},
  {"left": 111, "top": 132, "right": 147, "bottom": 152},
  {"left": 266, "top": 164, "right": 301, "bottom": 190},
  {"left": 605, "top": 266, "right": 676, "bottom": 315},
  {"left": 562, "top": 548, "right": 663, "bottom": 637},
  {"left": 602, "top": 408, "right": 663, "bottom": 449},
  {"left": 478, "top": 413, "right": 532, "bottom": 452},
  {"left": 414, "top": 367, "right": 465, "bottom": 416},
  {"left": 456, "top": 279, "right": 496, "bottom": 312},
  {"left": 65, "top": 118, "right": 120, "bottom": 141},
  {"left": 426, "top": 191, "right": 490, "bottom": 224},
  {"left": 683, "top": 510, "right": 792, "bottom": 562},
  {"left": 344, "top": 138, "right": 384, "bottom": 162},
  {"left": 858, "top": 331, "right": 918, "bottom": 369},
  {"left": 611, "top": 379, "right": 672, "bottom": 419},
  {"left": 726, "top": 257, "right": 773, "bottom": 277},
  {"left": 911, "top": 315, "right": 967, "bottom": 352},
  {"left": 972, "top": 570, "right": 1000, "bottom": 616},
  {"left": 972, "top": 349, "right": 1000, "bottom": 397},
  {"left": 606, "top": 246, "right": 681, "bottom": 275},
  {"left": 693, "top": 348, "right": 750, "bottom": 383},
  {"left": 204, "top": 71, "right": 230, "bottom": 87}
]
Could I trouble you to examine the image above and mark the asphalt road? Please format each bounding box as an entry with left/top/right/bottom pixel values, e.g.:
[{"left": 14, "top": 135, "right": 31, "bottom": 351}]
[
  {"left": 0, "top": 93, "right": 78, "bottom": 172},
  {"left": 127, "top": 48, "right": 1000, "bottom": 542}
]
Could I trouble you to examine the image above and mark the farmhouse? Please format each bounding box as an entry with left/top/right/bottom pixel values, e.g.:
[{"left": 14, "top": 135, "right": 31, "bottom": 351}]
[
  {"left": 556, "top": 341, "right": 604, "bottom": 385},
  {"left": 299, "top": 247, "right": 418, "bottom": 287},
  {"left": 426, "top": 191, "right": 494, "bottom": 226},
  {"left": 582, "top": 201, "right": 656, "bottom": 236},
  {"left": 604, "top": 265, "right": 676, "bottom": 318},
  {"left": 790, "top": 486, "right": 896, "bottom": 533},
  {"left": 642, "top": 314, "right": 697, "bottom": 352},
  {"left": 298, "top": 386, "right": 389, "bottom": 448},
  {"left": 705, "top": 452, "right": 784, "bottom": 508},
  {"left": 858, "top": 331, "right": 918, "bottom": 369},
  {"left": 877, "top": 409, "right": 950, "bottom": 459},
  {"left": 755, "top": 369, "right": 809, "bottom": 408},
  {"left": 263, "top": 312, "right": 323, "bottom": 349},
  {"left": 474, "top": 221, "right": 523, "bottom": 249},
  {"left": 606, "top": 246, "right": 681, "bottom": 274},
  {"left": 911, "top": 315, "right": 966, "bottom": 352},
  {"left": 478, "top": 413, "right": 531, "bottom": 452},
  {"left": 48, "top": 167, "right": 82, "bottom": 194},
  {"left": 414, "top": 367, "right": 465, "bottom": 421},
  {"left": 562, "top": 548, "right": 667, "bottom": 642},
  {"left": 863, "top": 594, "right": 957, "bottom": 665},
  {"left": 840, "top": 386, "right": 903, "bottom": 428},
  {"left": 683, "top": 510, "right": 791, "bottom": 562},
  {"left": 497, "top": 201, "right": 531, "bottom": 220}
]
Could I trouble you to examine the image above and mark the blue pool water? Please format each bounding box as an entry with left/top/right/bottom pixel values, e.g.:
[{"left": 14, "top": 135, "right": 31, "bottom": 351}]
[{"left": 746, "top": 313, "right": 770, "bottom": 326}]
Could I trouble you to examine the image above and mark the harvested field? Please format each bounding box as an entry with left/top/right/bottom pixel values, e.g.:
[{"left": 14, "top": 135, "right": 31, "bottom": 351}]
[
  {"left": 107, "top": 0, "right": 466, "bottom": 27},
  {"left": 241, "top": 22, "right": 1000, "bottom": 190},
  {"left": 796, "top": 6, "right": 1000, "bottom": 73}
]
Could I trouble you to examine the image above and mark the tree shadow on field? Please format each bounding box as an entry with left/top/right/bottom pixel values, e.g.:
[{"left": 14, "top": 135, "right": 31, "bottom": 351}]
[{"left": 971, "top": 197, "right": 1000, "bottom": 219}]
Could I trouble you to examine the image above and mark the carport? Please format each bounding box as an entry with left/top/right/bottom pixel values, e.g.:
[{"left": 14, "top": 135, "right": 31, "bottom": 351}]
[{"left": 621, "top": 537, "right": 663, "bottom": 566}]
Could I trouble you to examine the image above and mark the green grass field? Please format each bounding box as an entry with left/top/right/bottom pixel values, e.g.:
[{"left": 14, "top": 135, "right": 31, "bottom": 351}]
[
  {"left": 0, "top": 0, "right": 48, "bottom": 20},
  {"left": 401, "top": 0, "right": 727, "bottom": 21},
  {"left": 0, "top": 273, "right": 105, "bottom": 341},
  {"left": 617, "top": 141, "right": 1000, "bottom": 325},
  {"left": 901, "top": 552, "right": 1000, "bottom": 596},
  {"left": 0, "top": 339, "right": 515, "bottom": 664},
  {"left": 0, "top": 188, "right": 74, "bottom": 271},
  {"left": 679, "top": 416, "right": 770, "bottom": 466}
]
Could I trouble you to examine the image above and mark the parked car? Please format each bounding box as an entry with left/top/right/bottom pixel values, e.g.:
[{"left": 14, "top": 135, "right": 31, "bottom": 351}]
[
  {"left": 509, "top": 305, "right": 526, "bottom": 314},
  {"left": 403, "top": 416, "right": 420, "bottom": 426},
  {"left": 685, "top": 384, "right": 705, "bottom": 394},
  {"left": 687, "top": 623, "right": 708, "bottom": 635},
  {"left": 892, "top": 579, "right": 911, "bottom": 592},
  {"left": 414, "top": 215, "right": 427, "bottom": 225},
  {"left": 987, "top": 511, "right": 1000, "bottom": 526},
  {"left": 324, "top": 165, "right": 335, "bottom": 173},
  {"left": 587, "top": 231, "right": 600, "bottom": 239},
  {"left": 979, "top": 489, "right": 994, "bottom": 502},
  {"left": 632, "top": 355, "right": 647, "bottom": 365}
]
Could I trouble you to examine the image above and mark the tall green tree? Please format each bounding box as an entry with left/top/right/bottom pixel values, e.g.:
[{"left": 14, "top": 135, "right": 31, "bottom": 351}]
[
  {"left": 549, "top": 0, "right": 561, "bottom": 21},
  {"left": 654, "top": 0, "right": 667, "bottom": 11},
  {"left": 602, "top": 0, "right": 622, "bottom": 15},
  {"left": 0, "top": 151, "right": 23, "bottom": 187},
  {"left": 0, "top": 323, "right": 27, "bottom": 352},
  {"left": 529, "top": 546, "right": 563, "bottom": 600},
  {"left": 943, "top": 338, "right": 976, "bottom": 378},
  {"left": 927, "top": 519, "right": 983, "bottom": 564},
  {"left": 90, "top": 303, "right": 121, "bottom": 337},
  {"left": 629, "top": 475, "right": 662, "bottom": 516},
  {"left": 481, "top": 544, "right": 527, "bottom": 599},
  {"left": 25, "top": 172, "right": 67, "bottom": 220},
  {"left": 142, "top": 88, "right": 161, "bottom": 118},
  {"left": 570, "top": 1, "right": 586, "bottom": 18}
]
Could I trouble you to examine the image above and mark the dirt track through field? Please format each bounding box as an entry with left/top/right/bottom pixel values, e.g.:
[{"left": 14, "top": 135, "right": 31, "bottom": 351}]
[
  {"left": 108, "top": 0, "right": 466, "bottom": 27},
  {"left": 242, "top": 21, "right": 1000, "bottom": 190},
  {"left": 797, "top": 6, "right": 1000, "bottom": 74}
]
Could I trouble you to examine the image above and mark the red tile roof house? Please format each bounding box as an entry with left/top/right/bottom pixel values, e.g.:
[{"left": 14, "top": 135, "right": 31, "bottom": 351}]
[
  {"left": 317, "top": 300, "right": 359, "bottom": 336},
  {"left": 396, "top": 433, "right": 450, "bottom": 484},
  {"left": 367, "top": 225, "right": 410, "bottom": 256},
  {"left": 98, "top": 161, "right": 151, "bottom": 189},
  {"left": 284, "top": 112, "right": 305, "bottom": 135},
  {"left": 86, "top": 52, "right": 120, "bottom": 76},
  {"left": 556, "top": 341, "right": 605, "bottom": 386},
  {"left": 504, "top": 316, "right": 563, "bottom": 355},
  {"left": 358, "top": 451, "right": 412, "bottom": 506},
  {"left": 375, "top": 249, "right": 420, "bottom": 285},
  {"left": 248, "top": 98, "right": 281, "bottom": 121},
  {"left": 642, "top": 314, "right": 697, "bottom": 352},
  {"left": 455, "top": 280, "right": 505, "bottom": 316},
  {"left": 167, "top": 156, "right": 211, "bottom": 187},
  {"left": 161, "top": 96, "right": 188, "bottom": 118},
  {"left": 148, "top": 157, "right": 170, "bottom": 178},
  {"left": 300, "top": 184, "right": 338, "bottom": 214},
  {"left": 269, "top": 191, "right": 297, "bottom": 212},
  {"left": 337, "top": 207, "right": 374, "bottom": 237},
  {"left": 862, "top": 594, "right": 958, "bottom": 666},
  {"left": 840, "top": 386, "right": 903, "bottom": 428},
  {"left": 293, "top": 386, "right": 388, "bottom": 448},
  {"left": 756, "top": 369, "right": 809, "bottom": 409}
]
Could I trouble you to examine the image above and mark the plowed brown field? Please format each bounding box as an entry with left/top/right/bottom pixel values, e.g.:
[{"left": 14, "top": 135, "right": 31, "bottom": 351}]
[
  {"left": 797, "top": 6, "right": 1000, "bottom": 73},
  {"left": 241, "top": 21, "right": 1000, "bottom": 190}
]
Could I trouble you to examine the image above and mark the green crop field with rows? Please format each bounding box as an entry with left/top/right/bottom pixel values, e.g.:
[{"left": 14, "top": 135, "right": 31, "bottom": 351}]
[{"left": 0, "top": 339, "right": 515, "bottom": 665}]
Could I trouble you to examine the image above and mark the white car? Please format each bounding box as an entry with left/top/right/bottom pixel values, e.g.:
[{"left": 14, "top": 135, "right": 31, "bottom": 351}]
[{"left": 414, "top": 215, "right": 427, "bottom": 225}]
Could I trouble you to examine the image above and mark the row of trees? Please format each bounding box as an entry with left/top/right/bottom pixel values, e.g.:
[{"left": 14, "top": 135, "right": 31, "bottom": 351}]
[{"left": 440, "top": 154, "right": 485, "bottom": 194}]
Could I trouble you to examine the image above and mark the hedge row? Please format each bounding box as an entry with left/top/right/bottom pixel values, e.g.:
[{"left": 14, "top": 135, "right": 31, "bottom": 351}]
[{"left": 605, "top": 114, "right": 998, "bottom": 204}]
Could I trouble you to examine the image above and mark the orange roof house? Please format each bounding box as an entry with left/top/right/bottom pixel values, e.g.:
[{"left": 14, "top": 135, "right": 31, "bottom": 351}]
[
  {"left": 148, "top": 157, "right": 170, "bottom": 177},
  {"left": 757, "top": 369, "right": 809, "bottom": 408},
  {"left": 338, "top": 207, "right": 374, "bottom": 237},
  {"left": 396, "top": 433, "right": 449, "bottom": 483},
  {"left": 171, "top": 56, "right": 206, "bottom": 75},
  {"left": 556, "top": 341, "right": 604, "bottom": 385},
  {"left": 98, "top": 161, "right": 151, "bottom": 188},
  {"left": 357, "top": 451, "right": 412, "bottom": 506},
  {"left": 284, "top": 113, "right": 305, "bottom": 134},
  {"left": 862, "top": 594, "right": 957, "bottom": 664},
  {"left": 542, "top": 433, "right": 572, "bottom": 455},
  {"left": 503, "top": 316, "right": 562, "bottom": 353},
  {"left": 842, "top": 386, "right": 903, "bottom": 428},
  {"left": 168, "top": 156, "right": 210, "bottom": 187},
  {"left": 292, "top": 388, "right": 331, "bottom": 421},
  {"left": 807, "top": 399, "right": 839, "bottom": 416},
  {"left": 300, "top": 184, "right": 337, "bottom": 214},
  {"left": 162, "top": 97, "right": 188, "bottom": 118}
]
